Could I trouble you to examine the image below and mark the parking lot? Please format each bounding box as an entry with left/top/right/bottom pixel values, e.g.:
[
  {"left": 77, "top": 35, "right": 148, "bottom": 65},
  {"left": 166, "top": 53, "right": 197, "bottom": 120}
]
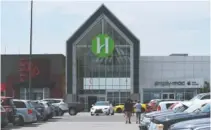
[{"left": 2, "top": 113, "right": 138, "bottom": 130}]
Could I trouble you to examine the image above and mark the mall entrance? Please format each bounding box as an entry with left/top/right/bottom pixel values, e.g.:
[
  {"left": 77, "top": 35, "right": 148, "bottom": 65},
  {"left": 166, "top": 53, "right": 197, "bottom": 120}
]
[{"left": 66, "top": 5, "right": 140, "bottom": 103}]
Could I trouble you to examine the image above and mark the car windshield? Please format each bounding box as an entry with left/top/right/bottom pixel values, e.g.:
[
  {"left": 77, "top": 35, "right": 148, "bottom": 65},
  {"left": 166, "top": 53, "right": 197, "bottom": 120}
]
[
  {"left": 184, "top": 103, "right": 202, "bottom": 113},
  {"left": 189, "top": 94, "right": 203, "bottom": 102},
  {"left": 95, "top": 101, "right": 109, "bottom": 106},
  {"left": 173, "top": 104, "right": 188, "bottom": 113},
  {"left": 194, "top": 104, "right": 210, "bottom": 113}
]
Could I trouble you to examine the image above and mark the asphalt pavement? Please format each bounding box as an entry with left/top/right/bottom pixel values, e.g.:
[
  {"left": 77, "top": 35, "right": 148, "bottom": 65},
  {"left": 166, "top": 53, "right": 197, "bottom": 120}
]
[{"left": 3, "top": 113, "right": 139, "bottom": 130}]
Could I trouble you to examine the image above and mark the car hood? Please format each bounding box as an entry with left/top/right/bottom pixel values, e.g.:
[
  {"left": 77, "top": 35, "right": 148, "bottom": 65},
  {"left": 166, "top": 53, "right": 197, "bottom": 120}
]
[
  {"left": 153, "top": 112, "right": 210, "bottom": 124},
  {"left": 92, "top": 106, "right": 110, "bottom": 109},
  {"left": 170, "top": 118, "right": 211, "bottom": 130},
  {"left": 145, "top": 110, "right": 174, "bottom": 118}
]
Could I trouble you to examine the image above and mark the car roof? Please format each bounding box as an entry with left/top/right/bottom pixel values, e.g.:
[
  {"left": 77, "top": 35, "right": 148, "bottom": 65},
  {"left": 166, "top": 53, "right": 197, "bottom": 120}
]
[
  {"left": 159, "top": 101, "right": 180, "bottom": 104},
  {"left": 1, "top": 96, "right": 13, "bottom": 99},
  {"left": 13, "top": 99, "right": 30, "bottom": 102},
  {"left": 43, "top": 98, "right": 63, "bottom": 100}
]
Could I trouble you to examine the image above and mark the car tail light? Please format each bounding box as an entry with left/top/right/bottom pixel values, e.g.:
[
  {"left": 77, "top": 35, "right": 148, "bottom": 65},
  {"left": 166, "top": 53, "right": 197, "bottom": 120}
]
[
  {"left": 157, "top": 105, "right": 161, "bottom": 111},
  {"left": 28, "top": 109, "right": 33, "bottom": 114}
]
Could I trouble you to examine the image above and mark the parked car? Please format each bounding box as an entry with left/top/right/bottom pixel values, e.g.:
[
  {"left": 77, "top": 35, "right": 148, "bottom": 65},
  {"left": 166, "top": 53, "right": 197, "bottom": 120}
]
[
  {"left": 149, "top": 103, "right": 210, "bottom": 130},
  {"left": 187, "top": 93, "right": 210, "bottom": 106},
  {"left": 146, "top": 99, "right": 176, "bottom": 112},
  {"left": 31, "top": 101, "right": 45, "bottom": 121},
  {"left": 157, "top": 101, "right": 181, "bottom": 111},
  {"left": 39, "top": 101, "right": 53, "bottom": 119},
  {"left": 169, "top": 118, "right": 211, "bottom": 130},
  {"left": 1, "top": 106, "right": 8, "bottom": 128},
  {"left": 42, "top": 98, "right": 68, "bottom": 115},
  {"left": 68, "top": 102, "right": 85, "bottom": 116},
  {"left": 1, "top": 96, "right": 18, "bottom": 125},
  {"left": 90, "top": 101, "right": 114, "bottom": 116},
  {"left": 13, "top": 99, "right": 37, "bottom": 126},
  {"left": 139, "top": 101, "right": 190, "bottom": 130}
]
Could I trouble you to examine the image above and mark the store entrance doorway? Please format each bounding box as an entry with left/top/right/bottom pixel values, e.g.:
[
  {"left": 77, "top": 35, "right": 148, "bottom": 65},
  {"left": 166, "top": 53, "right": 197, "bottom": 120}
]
[
  {"left": 162, "top": 93, "right": 175, "bottom": 100},
  {"left": 88, "top": 96, "right": 97, "bottom": 110}
]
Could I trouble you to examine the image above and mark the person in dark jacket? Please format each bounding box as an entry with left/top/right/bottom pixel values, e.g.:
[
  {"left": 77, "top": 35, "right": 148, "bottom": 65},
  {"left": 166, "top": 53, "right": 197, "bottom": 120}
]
[{"left": 124, "top": 99, "right": 133, "bottom": 124}]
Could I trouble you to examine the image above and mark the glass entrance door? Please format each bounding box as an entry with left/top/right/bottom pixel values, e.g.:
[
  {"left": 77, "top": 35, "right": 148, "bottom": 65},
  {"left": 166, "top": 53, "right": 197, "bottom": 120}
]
[{"left": 162, "top": 93, "right": 175, "bottom": 100}]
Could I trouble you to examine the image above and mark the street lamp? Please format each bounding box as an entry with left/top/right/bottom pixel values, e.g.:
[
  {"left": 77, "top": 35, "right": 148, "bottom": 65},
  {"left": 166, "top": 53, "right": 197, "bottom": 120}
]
[{"left": 28, "top": 0, "right": 33, "bottom": 100}]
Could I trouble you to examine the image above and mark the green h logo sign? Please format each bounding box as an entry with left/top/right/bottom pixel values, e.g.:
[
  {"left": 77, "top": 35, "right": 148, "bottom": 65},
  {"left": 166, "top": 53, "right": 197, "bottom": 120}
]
[{"left": 91, "top": 34, "right": 115, "bottom": 57}]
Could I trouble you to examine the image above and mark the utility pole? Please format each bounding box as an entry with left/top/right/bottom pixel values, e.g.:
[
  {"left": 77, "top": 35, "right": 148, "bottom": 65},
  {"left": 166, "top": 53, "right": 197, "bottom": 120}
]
[{"left": 28, "top": 0, "right": 33, "bottom": 100}]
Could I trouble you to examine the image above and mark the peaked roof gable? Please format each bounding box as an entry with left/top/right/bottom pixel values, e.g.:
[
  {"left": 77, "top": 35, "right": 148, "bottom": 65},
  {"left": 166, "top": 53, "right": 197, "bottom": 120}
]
[{"left": 66, "top": 4, "right": 139, "bottom": 45}]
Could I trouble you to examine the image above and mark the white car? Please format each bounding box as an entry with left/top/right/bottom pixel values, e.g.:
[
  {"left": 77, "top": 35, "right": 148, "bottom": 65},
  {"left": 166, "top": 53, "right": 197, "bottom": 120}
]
[
  {"left": 186, "top": 93, "right": 210, "bottom": 106},
  {"left": 157, "top": 101, "right": 181, "bottom": 111},
  {"left": 43, "top": 98, "right": 68, "bottom": 115},
  {"left": 90, "top": 101, "right": 114, "bottom": 116}
]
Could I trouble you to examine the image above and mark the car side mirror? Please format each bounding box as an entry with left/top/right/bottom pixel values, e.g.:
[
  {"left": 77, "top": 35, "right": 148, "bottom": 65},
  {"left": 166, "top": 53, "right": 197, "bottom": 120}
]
[{"left": 92, "top": 104, "right": 94, "bottom": 107}]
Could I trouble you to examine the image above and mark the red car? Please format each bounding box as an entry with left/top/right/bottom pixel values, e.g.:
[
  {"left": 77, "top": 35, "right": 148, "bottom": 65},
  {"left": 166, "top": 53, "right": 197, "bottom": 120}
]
[
  {"left": 1, "top": 106, "right": 8, "bottom": 128},
  {"left": 1, "top": 96, "right": 17, "bottom": 125}
]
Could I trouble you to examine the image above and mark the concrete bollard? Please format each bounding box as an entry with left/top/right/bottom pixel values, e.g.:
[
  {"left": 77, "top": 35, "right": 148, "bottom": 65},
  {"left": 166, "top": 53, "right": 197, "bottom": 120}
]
[{"left": 157, "top": 124, "right": 164, "bottom": 130}]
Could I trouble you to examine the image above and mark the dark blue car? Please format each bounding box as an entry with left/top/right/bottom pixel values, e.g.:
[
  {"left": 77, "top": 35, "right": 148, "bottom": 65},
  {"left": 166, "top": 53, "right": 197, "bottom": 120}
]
[
  {"left": 149, "top": 103, "right": 210, "bottom": 130},
  {"left": 169, "top": 118, "right": 211, "bottom": 130}
]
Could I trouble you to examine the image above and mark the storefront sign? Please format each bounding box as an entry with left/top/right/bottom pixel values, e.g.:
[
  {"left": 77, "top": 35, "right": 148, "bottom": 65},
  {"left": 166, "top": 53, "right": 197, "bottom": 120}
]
[
  {"left": 154, "top": 79, "right": 202, "bottom": 88},
  {"left": 155, "top": 81, "right": 185, "bottom": 86},
  {"left": 91, "top": 34, "right": 115, "bottom": 57}
]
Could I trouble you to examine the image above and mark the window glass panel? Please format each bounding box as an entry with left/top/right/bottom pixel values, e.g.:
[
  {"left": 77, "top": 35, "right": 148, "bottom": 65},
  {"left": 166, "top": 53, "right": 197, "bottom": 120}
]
[
  {"left": 120, "top": 98, "right": 127, "bottom": 104},
  {"left": 100, "top": 78, "right": 106, "bottom": 86},
  {"left": 106, "top": 78, "right": 112, "bottom": 85},
  {"left": 120, "top": 86, "right": 127, "bottom": 90},
  {"left": 113, "top": 86, "right": 120, "bottom": 89},
  {"left": 107, "top": 92, "right": 113, "bottom": 97},
  {"left": 14, "top": 101, "right": 26, "bottom": 108},
  {"left": 100, "top": 85, "right": 105, "bottom": 89},
  {"left": 106, "top": 86, "right": 113, "bottom": 89},
  {"left": 120, "top": 78, "right": 127, "bottom": 86},
  {"left": 113, "top": 78, "right": 119, "bottom": 86},
  {"left": 107, "top": 97, "right": 113, "bottom": 102},
  {"left": 93, "top": 78, "right": 99, "bottom": 86},
  {"left": 126, "top": 78, "right": 130, "bottom": 86},
  {"left": 113, "top": 92, "right": 119, "bottom": 97}
]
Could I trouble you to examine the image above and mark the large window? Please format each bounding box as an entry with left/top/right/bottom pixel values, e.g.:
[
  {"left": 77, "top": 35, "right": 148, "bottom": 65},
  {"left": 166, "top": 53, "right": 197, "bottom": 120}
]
[
  {"left": 83, "top": 78, "right": 130, "bottom": 90},
  {"left": 75, "top": 17, "right": 132, "bottom": 93}
]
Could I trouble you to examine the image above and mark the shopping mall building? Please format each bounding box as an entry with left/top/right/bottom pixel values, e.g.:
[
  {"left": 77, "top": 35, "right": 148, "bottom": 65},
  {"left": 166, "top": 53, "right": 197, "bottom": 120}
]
[{"left": 65, "top": 5, "right": 210, "bottom": 109}]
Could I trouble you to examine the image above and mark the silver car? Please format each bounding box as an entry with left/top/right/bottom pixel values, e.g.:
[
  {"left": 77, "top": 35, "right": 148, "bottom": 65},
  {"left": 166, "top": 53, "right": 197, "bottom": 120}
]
[
  {"left": 38, "top": 101, "right": 53, "bottom": 119},
  {"left": 13, "top": 99, "right": 37, "bottom": 126}
]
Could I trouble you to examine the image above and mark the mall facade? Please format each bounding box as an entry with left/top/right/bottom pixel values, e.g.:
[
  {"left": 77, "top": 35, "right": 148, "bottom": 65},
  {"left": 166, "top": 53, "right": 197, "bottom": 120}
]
[{"left": 66, "top": 5, "right": 210, "bottom": 110}]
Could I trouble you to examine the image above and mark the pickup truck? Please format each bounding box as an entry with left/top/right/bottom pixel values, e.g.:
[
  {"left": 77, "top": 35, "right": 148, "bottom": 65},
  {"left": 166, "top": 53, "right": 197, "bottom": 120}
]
[{"left": 68, "top": 102, "right": 85, "bottom": 116}]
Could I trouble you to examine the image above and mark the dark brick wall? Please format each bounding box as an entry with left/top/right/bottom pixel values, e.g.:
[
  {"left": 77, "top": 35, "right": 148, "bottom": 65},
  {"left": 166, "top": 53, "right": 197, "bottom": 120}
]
[{"left": 1, "top": 54, "right": 65, "bottom": 98}]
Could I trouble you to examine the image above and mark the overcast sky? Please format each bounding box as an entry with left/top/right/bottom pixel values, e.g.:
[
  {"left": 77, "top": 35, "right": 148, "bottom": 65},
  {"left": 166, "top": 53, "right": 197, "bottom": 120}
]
[{"left": 1, "top": 0, "right": 210, "bottom": 56}]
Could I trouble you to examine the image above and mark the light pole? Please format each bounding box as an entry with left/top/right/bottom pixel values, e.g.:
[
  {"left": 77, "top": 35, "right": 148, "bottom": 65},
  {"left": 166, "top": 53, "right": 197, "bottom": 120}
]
[{"left": 28, "top": 0, "right": 33, "bottom": 100}]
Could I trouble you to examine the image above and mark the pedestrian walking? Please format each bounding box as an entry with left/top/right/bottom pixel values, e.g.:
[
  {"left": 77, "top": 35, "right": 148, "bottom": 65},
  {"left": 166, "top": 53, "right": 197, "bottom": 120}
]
[
  {"left": 124, "top": 99, "right": 133, "bottom": 124},
  {"left": 134, "top": 101, "right": 141, "bottom": 124}
]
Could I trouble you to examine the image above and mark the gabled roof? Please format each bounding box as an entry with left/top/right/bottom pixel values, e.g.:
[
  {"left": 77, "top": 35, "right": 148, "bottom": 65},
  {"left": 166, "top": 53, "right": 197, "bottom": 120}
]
[{"left": 66, "top": 4, "right": 139, "bottom": 45}]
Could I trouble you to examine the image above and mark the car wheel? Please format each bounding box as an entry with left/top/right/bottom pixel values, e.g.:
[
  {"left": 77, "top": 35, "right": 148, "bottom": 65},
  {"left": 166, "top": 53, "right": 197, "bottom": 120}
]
[
  {"left": 59, "top": 109, "right": 63, "bottom": 116},
  {"left": 18, "top": 116, "right": 24, "bottom": 126},
  {"left": 116, "top": 108, "right": 122, "bottom": 113},
  {"left": 91, "top": 113, "right": 94, "bottom": 116},
  {"left": 69, "top": 108, "right": 77, "bottom": 116},
  {"left": 106, "top": 110, "right": 110, "bottom": 116}
]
